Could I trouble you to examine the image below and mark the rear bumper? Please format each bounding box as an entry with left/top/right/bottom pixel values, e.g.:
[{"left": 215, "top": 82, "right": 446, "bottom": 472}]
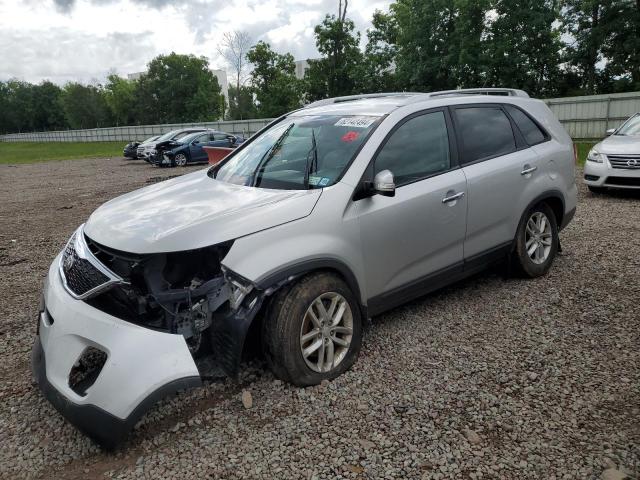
[{"left": 32, "top": 256, "right": 202, "bottom": 448}]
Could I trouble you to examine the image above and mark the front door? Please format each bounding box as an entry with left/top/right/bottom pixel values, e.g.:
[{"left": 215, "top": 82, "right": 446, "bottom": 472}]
[
  {"left": 189, "top": 133, "right": 211, "bottom": 162},
  {"left": 356, "top": 109, "right": 467, "bottom": 310}
]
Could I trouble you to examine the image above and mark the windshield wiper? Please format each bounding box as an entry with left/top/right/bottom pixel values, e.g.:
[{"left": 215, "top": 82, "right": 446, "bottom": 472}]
[
  {"left": 251, "top": 123, "right": 294, "bottom": 187},
  {"left": 304, "top": 128, "right": 318, "bottom": 189}
]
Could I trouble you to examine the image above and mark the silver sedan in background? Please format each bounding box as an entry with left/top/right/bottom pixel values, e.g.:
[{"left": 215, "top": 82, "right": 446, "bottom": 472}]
[{"left": 584, "top": 112, "right": 640, "bottom": 192}]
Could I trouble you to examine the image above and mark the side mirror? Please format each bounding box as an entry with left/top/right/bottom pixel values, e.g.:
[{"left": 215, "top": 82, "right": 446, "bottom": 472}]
[
  {"left": 373, "top": 169, "right": 396, "bottom": 197},
  {"left": 606, "top": 128, "right": 615, "bottom": 136}
]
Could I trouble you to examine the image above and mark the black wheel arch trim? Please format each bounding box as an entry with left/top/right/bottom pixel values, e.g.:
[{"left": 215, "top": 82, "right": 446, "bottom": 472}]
[
  {"left": 522, "top": 190, "right": 568, "bottom": 231},
  {"left": 255, "top": 259, "right": 367, "bottom": 317}
]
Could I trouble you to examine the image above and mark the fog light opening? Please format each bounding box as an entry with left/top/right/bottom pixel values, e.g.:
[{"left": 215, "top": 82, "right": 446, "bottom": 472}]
[{"left": 68, "top": 347, "right": 108, "bottom": 397}]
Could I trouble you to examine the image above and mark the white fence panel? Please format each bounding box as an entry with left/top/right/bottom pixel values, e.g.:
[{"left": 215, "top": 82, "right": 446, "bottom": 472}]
[{"left": 2, "top": 91, "right": 639, "bottom": 142}]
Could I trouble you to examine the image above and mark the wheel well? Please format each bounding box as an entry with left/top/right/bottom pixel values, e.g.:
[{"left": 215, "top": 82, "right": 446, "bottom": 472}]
[
  {"left": 539, "top": 196, "right": 564, "bottom": 226},
  {"left": 241, "top": 266, "right": 365, "bottom": 361}
]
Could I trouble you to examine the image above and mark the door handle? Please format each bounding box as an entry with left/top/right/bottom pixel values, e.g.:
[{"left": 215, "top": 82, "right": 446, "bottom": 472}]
[
  {"left": 521, "top": 166, "right": 537, "bottom": 175},
  {"left": 442, "top": 191, "right": 465, "bottom": 204}
]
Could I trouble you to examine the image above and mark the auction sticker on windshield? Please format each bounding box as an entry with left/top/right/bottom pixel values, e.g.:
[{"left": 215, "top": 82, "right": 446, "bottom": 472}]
[{"left": 335, "top": 117, "right": 377, "bottom": 128}]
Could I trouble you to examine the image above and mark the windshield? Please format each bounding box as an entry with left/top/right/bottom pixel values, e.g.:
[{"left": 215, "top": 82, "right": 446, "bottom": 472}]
[
  {"left": 143, "top": 135, "right": 159, "bottom": 143},
  {"left": 179, "top": 132, "right": 206, "bottom": 144},
  {"left": 156, "top": 130, "right": 179, "bottom": 142},
  {"left": 214, "top": 115, "right": 381, "bottom": 190},
  {"left": 616, "top": 114, "right": 640, "bottom": 136}
]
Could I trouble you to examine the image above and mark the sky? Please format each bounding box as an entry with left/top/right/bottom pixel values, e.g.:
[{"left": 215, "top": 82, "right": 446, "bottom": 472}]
[{"left": 0, "top": 0, "right": 391, "bottom": 85}]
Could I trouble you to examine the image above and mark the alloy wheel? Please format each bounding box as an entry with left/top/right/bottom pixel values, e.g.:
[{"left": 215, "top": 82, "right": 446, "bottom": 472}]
[
  {"left": 525, "top": 211, "right": 553, "bottom": 264},
  {"left": 175, "top": 154, "right": 187, "bottom": 167},
  {"left": 299, "top": 292, "right": 353, "bottom": 373}
]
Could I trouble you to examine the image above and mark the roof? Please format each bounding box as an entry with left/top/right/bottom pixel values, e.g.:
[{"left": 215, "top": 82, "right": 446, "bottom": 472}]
[{"left": 294, "top": 88, "right": 531, "bottom": 117}]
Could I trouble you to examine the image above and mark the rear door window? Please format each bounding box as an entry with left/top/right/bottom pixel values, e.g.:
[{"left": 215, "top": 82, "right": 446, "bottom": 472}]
[
  {"left": 504, "top": 105, "right": 547, "bottom": 145},
  {"left": 454, "top": 107, "right": 516, "bottom": 163}
]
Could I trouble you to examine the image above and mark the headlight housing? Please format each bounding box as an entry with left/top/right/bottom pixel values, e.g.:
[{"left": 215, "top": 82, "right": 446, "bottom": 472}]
[
  {"left": 222, "top": 267, "right": 255, "bottom": 310},
  {"left": 587, "top": 148, "right": 606, "bottom": 163}
]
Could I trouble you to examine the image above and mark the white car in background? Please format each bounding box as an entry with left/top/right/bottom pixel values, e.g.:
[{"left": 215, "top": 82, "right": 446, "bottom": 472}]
[
  {"left": 584, "top": 113, "right": 640, "bottom": 192},
  {"left": 137, "top": 128, "right": 208, "bottom": 161}
]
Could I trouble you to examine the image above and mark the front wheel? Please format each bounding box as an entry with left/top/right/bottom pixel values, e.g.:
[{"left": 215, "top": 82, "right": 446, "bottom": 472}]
[
  {"left": 262, "top": 272, "right": 362, "bottom": 386},
  {"left": 512, "top": 203, "right": 559, "bottom": 278},
  {"left": 174, "top": 153, "right": 188, "bottom": 167}
]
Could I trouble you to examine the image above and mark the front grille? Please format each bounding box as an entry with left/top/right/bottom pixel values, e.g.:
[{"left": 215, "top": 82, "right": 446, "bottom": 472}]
[
  {"left": 604, "top": 176, "right": 640, "bottom": 187},
  {"left": 608, "top": 154, "right": 640, "bottom": 169},
  {"left": 61, "top": 235, "right": 110, "bottom": 297}
]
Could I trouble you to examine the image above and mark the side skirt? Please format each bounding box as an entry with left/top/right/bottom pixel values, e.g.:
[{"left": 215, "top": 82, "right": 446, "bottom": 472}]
[{"left": 367, "top": 241, "right": 512, "bottom": 317}]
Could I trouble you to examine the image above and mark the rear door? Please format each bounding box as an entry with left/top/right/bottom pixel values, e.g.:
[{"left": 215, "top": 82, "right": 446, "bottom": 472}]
[
  {"left": 451, "top": 104, "right": 546, "bottom": 261},
  {"left": 356, "top": 108, "right": 468, "bottom": 309}
]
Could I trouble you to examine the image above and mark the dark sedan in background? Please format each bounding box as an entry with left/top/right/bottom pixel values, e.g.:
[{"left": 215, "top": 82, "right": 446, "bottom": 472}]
[
  {"left": 152, "top": 130, "right": 245, "bottom": 167},
  {"left": 123, "top": 135, "right": 159, "bottom": 159}
]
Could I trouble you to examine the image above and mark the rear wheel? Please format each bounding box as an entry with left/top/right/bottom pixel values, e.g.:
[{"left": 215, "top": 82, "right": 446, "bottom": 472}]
[
  {"left": 512, "top": 203, "right": 559, "bottom": 278},
  {"left": 262, "top": 272, "right": 362, "bottom": 386}
]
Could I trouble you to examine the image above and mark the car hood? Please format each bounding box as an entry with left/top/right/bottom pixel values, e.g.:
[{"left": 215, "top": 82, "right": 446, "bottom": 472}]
[
  {"left": 84, "top": 169, "right": 322, "bottom": 254},
  {"left": 597, "top": 135, "right": 640, "bottom": 155}
]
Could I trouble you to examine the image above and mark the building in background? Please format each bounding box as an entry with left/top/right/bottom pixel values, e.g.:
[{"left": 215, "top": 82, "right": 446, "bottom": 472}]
[
  {"left": 211, "top": 69, "right": 229, "bottom": 102},
  {"left": 295, "top": 60, "right": 310, "bottom": 80}
]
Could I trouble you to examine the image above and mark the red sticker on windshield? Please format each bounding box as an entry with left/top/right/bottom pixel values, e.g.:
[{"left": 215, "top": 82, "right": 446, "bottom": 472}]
[{"left": 341, "top": 131, "right": 359, "bottom": 142}]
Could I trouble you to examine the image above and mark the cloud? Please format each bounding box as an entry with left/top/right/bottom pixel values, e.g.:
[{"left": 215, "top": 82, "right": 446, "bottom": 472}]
[
  {"left": 0, "top": 28, "right": 157, "bottom": 84},
  {"left": 0, "top": 0, "right": 393, "bottom": 84}
]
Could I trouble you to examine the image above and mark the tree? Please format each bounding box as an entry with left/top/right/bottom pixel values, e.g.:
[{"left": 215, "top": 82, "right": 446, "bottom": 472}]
[
  {"left": 389, "top": 0, "right": 458, "bottom": 91},
  {"left": 600, "top": 0, "right": 640, "bottom": 91},
  {"left": 226, "top": 85, "right": 257, "bottom": 120},
  {"left": 562, "top": 0, "right": 609, "bottom": 94},
  {"left": 135, "top": 53, "right": 223, "bottom": 124},
  {"left": 218, "top": 31, "right": 252, "bottom": 118},
  {"left": 247, "top": 41, "right": 302, "bottom": 118},
  {"left": 359, "top": 10, "right": 399, "bottom": 92},
  {"left": 31, "top": 81, "right": 66, "bottom": 131},
  {"left": 304, "top": 2, "right": 363, "bottom": 101},
  {"left": 61, "top": 82, "right": 112, "bottom": 129},
  {"left": 484, "top": 0, "right": 563, "bottom": 96},
  {"left": 1, "top": 80, "right": 36, "bottom": 133},
  {"left": 103, "top": 74, "right": 137, "bottom": 126}
]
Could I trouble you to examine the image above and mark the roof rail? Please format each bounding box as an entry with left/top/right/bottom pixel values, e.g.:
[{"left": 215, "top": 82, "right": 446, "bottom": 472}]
[
  {"left": 305, "top": 92, "right": 422, "bottom": 109},
  {"left": 425, "top": 88, "right": 530, "bottom": 98}
]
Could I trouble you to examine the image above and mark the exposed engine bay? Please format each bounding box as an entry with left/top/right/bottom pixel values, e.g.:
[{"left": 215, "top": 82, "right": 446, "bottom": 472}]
[{"left": 82, "top": 235, "right": 250, "bottom": 361}]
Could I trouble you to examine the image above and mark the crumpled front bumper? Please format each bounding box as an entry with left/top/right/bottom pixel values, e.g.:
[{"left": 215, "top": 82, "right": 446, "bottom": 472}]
[{"left": 32, "top": 254, "right": 202, "bottom": 449}]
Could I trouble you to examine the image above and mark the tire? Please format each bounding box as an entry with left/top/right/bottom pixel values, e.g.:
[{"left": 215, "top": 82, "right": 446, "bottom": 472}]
[
  {"left": 512, "top": 203, "right": 559, "bottom": 278},
  {"left": 174, "top": 153, "right": 188, "bottom": 167},
  {"left": 262, "top": 272, "right": 362, "bottom": 386},
  {"left": 588, "top": 185, "right": 606, "bottom": 194}
]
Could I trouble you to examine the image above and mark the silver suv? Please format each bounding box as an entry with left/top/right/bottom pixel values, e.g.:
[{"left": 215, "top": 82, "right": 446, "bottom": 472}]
[{"left": 32, "top": 88, "right": 577, "bottom": 447}]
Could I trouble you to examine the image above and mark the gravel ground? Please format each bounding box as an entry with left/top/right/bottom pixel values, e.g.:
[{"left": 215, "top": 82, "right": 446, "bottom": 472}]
[{"left": 0, "top": 157, "right": 638, "bottom": 480}]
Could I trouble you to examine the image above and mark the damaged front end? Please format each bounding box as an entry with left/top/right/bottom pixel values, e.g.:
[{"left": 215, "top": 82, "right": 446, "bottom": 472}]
[
  {"left": 32, "top": 225, "right": 266, "bottom": 448},
  {"left": 149, "top": 140, "right": 180, "bottom": 167}
]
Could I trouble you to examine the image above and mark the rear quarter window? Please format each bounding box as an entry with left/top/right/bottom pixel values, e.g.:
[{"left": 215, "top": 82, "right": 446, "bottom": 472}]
[{"left": 504, "top": 105, "right": 547, "bottom": 145}]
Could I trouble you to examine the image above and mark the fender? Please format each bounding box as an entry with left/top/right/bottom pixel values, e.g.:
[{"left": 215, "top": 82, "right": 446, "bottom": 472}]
[
  {"left": 255, "top": 258, "right": 366, "bottom": 309},
  {"left": 211, "top": 258, "right": 367, "bottom": 377}
]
